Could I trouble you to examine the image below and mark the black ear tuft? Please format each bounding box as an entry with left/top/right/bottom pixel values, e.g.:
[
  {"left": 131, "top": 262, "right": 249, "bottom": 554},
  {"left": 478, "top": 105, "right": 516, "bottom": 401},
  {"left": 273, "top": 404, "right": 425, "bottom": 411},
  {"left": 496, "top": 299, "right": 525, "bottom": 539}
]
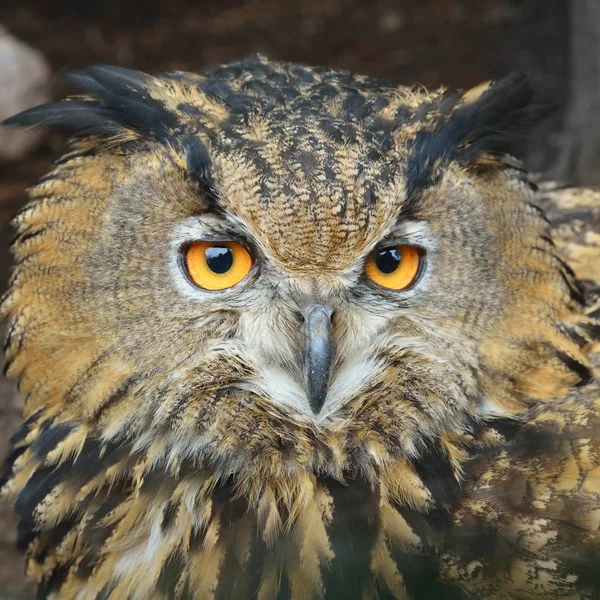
[
  {"left": 3, "top": 100, "right": 121, "bottom": 136},
  {"left": 454, "top": 72, "right": 546, "bottom": 163},
  {"left": 404, "top": 73, "right": 549, "bottom": 199},
  {"left": 3, "top": 65, "right": 179, "bottom": 143}
]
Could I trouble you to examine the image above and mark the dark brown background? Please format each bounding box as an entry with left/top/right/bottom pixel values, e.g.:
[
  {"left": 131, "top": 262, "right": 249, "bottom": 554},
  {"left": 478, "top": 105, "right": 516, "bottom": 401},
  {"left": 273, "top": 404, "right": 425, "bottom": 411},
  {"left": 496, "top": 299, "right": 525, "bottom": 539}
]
[{"left": 0, "top": 0, "right": 574, "bottom": 596}]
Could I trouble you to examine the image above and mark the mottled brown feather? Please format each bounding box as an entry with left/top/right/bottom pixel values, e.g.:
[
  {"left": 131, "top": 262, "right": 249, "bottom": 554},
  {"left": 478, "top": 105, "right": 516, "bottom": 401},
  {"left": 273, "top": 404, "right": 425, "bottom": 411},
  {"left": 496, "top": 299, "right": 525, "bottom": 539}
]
[{"left": 1, "top": 57, "right": 599, "bottom": 599}]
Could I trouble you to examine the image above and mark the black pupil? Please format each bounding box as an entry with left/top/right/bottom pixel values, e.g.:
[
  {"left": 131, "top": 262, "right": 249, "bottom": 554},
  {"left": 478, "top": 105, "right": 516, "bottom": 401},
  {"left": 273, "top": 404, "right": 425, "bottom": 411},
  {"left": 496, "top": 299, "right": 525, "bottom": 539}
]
[
  {"left": 375, "top": 247, "right": 401, "bottom": 274},
  {"left": 205, "top": 246, "right": 234, "bottom": 274}
]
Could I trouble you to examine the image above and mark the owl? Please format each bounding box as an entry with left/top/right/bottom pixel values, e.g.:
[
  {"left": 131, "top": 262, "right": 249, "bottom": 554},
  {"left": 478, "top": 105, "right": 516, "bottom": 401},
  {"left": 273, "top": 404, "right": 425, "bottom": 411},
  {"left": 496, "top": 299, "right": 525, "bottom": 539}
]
[{"left": 1, "top": 55, "right": 600, "bottom": 600}]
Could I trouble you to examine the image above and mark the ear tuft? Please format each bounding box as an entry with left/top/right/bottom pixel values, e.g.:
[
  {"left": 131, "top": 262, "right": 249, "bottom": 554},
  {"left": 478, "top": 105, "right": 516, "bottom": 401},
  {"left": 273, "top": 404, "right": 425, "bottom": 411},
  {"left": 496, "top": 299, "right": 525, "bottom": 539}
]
[
  {"left": 404, "top": 73, "right": 549, "bottom": 198},
  {"left": 3, "top": 66, "right": 179, "bottom": 143},
  {"left": 455, "top": 72, "right": 546, "bottom": 164}
]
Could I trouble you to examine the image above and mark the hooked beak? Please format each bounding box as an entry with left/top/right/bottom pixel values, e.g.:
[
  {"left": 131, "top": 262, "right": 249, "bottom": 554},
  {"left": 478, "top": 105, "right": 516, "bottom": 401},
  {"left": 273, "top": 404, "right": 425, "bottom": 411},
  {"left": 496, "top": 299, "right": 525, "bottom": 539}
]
[{"left": 303, "top": 305, "right": 334, "bottom": 415}]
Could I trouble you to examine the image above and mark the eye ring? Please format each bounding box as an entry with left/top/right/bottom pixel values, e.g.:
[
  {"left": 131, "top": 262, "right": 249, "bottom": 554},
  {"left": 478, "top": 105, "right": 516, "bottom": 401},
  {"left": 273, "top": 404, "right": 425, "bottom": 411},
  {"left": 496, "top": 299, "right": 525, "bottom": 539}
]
[
  {"left": 182, "top": 241, "right": 253, "bottom": 290},
  {"left": 364, "top": 244, "right": 424, "bottom": 291}
]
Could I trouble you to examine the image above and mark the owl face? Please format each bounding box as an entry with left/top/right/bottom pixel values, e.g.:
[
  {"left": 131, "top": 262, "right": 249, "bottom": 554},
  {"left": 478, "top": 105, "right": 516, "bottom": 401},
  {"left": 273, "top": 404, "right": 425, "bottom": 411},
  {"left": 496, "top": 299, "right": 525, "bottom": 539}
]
[{"left": 3, "top": 57, "right": 589, "bottom": 485}]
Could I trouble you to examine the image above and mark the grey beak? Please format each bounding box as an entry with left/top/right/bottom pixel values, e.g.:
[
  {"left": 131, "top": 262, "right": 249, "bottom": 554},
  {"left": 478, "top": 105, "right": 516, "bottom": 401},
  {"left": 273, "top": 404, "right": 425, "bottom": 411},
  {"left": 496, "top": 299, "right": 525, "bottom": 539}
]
[{"left": 303, "top": 305, "right": 334, "bottom": 414}]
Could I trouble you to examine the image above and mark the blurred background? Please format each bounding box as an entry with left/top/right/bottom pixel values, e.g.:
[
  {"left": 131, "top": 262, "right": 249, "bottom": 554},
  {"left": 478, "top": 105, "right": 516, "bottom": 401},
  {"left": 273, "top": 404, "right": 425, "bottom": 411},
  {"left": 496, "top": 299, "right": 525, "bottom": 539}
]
[{"left": 0, "top": 0, "right": 597, "bottom": 596}]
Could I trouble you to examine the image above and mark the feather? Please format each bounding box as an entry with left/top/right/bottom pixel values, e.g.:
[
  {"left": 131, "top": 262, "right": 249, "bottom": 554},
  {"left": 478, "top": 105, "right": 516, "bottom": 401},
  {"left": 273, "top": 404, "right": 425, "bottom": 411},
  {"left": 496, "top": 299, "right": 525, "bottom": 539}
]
[{"left": 4, "top": 65, "right": 179, "bottom": 142}]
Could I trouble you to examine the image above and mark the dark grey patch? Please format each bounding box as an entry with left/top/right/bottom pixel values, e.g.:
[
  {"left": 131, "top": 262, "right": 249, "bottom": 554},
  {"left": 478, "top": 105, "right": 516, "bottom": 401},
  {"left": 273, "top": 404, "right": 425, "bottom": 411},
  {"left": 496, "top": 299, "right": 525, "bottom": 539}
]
[
  {"left": 319, "top": 84, "right": 339, "bottom": 100},
  {"left": 31, "top": 422, "right": 75, "bottom": 459},
  {"left": 181, "top": 136, "right": 223, "bottom": 214},
  {"left": 177, "top": 102, "right": 203, "bottom": 117},
  {"left": 36, "top": 566, "right": 70, "bottom": 599},
  {"left": 412, "top": 445, "right": 461, "bottom": 511},
  {"left": 322, "top": 156, "right": 338, "bottom": 183},
  {"left": 83, "top": 481, "right": 133, "bottom": 550},
  {"left": 242, "top": 79, "right": 275, "bottom": 98},
  {"left": 15, "top": 461, "right": 74, "bottom": 550},
  {"left": 562, "top": 326, "right": 589, "bottom": 347},
  {"left": 196, "top": 79, "right": 235, "bottom": 102},
  {"left": 32, "top": 514, "right": 79, "bottom": 565},
  {"left": 581, "top": 321, "right": 600, "bottom": 341},
  {"left": 156, "top": 550, "right": 186, "bottom": 597},
  {"left": 75, "top": 553, "right": 99, "bottom": 579},
  {"left": 555, "top": 351, "right": 592, "bottom": 387},
  {"left": 296, "top": 150, "right": 320, "bottom": 175},
  {"left": 290, "top": 65, "right": 316, "bottom": 84},
  {"left": 160, "top": 499, "right": 180, "bottom": 532},
  {"left": 363, "top": 187, "right": 375, "bottom": 206},
  {"left": 320, "top": 475, "right": 380, "bottom": 600}
]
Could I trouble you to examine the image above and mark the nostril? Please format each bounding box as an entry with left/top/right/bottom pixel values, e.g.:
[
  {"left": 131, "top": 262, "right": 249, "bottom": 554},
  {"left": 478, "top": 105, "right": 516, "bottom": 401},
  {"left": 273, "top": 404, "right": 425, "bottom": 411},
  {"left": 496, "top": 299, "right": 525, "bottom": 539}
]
[
  {"left": 304, "top": 304, "right": 334, "bottom": 321},
  {"left": 294, "top": 307, "right": 335, "bottom": 326}
]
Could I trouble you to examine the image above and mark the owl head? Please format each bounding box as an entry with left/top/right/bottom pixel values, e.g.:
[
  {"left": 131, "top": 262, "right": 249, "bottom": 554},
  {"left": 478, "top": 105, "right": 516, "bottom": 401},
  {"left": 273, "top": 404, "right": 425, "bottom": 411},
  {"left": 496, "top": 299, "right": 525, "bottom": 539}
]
[{"left": 2, "top": 56, "right": 592, "bottom": 499}]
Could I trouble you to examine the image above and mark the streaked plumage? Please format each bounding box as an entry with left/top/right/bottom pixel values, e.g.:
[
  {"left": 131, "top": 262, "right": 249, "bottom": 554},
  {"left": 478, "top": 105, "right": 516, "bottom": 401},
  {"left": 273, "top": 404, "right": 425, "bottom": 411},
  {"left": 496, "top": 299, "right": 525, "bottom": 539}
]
[{"left": 1, "top": 55, "right": 599, "bottom": 599}]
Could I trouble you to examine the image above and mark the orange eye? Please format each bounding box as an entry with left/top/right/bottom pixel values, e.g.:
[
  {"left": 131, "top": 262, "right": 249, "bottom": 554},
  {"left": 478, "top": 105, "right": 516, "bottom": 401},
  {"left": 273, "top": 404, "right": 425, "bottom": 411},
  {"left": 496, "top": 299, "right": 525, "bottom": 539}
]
[
  {"left": 364, "top": 245, "right": 422, "bottom": 290},
  {"left": 184, "top": 241, "right": 253, "bottom": 290}
]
